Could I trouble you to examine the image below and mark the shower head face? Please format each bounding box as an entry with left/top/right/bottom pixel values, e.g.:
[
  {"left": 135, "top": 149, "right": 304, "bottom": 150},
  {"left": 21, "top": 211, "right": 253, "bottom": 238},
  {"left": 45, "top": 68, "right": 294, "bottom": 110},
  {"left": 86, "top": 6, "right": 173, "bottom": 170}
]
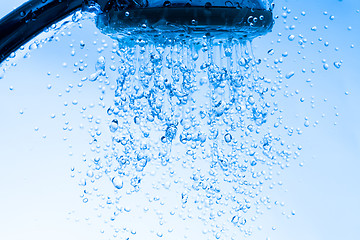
[
  {"left": 95, "top": 0, "right": 272, "bottom": 9},
  {"left": 96, "top": 0, "right": 274, "bottom": 44},
  {"left": 146, "top": 0, "right": 268, "bottom": 9}
]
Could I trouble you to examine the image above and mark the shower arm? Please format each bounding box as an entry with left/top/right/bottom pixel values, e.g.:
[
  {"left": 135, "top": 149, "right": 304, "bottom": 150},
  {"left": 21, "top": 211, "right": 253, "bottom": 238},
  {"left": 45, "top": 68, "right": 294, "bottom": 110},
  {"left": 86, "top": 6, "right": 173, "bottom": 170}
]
[{"left": 0, "top": 0, "right": 128, "bottom": 63}]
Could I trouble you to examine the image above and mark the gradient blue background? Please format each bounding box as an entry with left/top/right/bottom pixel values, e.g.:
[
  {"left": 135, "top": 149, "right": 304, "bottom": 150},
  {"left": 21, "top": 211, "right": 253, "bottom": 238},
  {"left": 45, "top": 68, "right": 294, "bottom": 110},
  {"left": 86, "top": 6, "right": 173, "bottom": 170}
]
[{"left": 0, "top": 0, "right": 359, "bottom": 239}]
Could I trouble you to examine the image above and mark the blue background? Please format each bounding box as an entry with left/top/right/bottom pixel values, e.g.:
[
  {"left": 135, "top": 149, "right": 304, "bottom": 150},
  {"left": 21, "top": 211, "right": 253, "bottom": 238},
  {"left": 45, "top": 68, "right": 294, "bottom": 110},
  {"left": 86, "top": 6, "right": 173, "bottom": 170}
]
[{"left": 0, "top": 0, "right": 360, "bottom": 239}]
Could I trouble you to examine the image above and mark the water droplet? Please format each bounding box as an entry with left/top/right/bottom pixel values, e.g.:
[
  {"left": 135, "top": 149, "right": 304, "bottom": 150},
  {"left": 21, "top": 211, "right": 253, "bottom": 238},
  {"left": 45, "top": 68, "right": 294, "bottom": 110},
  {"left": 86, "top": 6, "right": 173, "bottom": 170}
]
[
  {"left": 109, "top": 65, "right": 116, "bottom": 71},
  {"left": 109, "top": 119, "right": 118, "bottom": 133},
  {"left": 134, "top": 116, "right": 140, "bottom": 124},
  {"left": 304, "top": 120, "right": 310, "bottom": 127},
  {"left": 285, "top": 72, "right": 295, "bottom": 79},
  {"left": 165, "top": 124, "right": 177, "bottom": 142},
  {"left": 96, "top": 56, "right": 106, "bottom": 71},
  {"left": 333, "top": 61, "right": 342, "bottom": 69},
  {"left": 163, "top": 1, "right": 171, "bottom": 7},
  {"left": 247, "top": 96, "right": 255, "bottom": 105},
  {"left": 79, "top": 178, "right": 86, "bottom": 186},
  {"left": 87, "top": 170, "right": 94, "bottom": 178},
  {"left": 29, "top": 42, "right": 38, "bottom": 50},
  {"left": 205, "top": 2, "right": 212, "bottom": 8},
  {"left": 112, "top": 176, "right": 123, "bottom": 189},
  {"left": 89, "top": 71, "right": 100, "bottom": 81},
  {"left": 224, "top": 133, "right": 232, "bottom": 143}
]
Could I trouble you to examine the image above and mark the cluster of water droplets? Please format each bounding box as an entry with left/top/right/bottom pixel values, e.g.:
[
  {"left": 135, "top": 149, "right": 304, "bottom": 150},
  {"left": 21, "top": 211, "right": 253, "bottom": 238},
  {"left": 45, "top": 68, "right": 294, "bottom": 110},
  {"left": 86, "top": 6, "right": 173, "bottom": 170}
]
[{"left": 70, "top": 31, "right": 303, "bottom": 239}]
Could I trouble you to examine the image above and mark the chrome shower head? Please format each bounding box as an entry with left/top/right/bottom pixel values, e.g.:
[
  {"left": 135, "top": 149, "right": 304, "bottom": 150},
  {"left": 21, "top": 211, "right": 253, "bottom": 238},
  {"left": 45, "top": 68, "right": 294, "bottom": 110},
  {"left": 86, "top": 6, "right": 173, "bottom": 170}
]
[{"left": 0, "top": 0, "right": 274, "bottom": 63}]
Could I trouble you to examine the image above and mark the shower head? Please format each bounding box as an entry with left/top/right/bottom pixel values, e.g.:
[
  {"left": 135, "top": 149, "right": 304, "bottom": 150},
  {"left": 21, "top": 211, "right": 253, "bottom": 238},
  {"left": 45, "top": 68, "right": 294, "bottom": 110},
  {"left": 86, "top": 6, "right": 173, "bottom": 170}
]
[{"left": 0, "top": 0, "right": 273, "bottom": 63}]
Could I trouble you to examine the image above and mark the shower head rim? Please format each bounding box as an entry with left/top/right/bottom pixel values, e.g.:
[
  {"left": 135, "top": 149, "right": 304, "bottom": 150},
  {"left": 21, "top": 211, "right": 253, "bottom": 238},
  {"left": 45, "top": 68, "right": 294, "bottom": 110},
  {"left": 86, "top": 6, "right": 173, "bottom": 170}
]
[{"left": 97, "top": 6, "right": 274, "bottom": 41}]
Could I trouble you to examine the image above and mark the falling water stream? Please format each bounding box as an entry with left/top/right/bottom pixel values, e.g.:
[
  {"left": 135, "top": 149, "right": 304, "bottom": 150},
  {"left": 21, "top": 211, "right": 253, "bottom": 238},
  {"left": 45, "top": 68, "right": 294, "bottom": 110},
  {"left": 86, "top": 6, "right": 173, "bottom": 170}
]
[{"left": 66, "top": 10, "right": 299, "bottom": 239}]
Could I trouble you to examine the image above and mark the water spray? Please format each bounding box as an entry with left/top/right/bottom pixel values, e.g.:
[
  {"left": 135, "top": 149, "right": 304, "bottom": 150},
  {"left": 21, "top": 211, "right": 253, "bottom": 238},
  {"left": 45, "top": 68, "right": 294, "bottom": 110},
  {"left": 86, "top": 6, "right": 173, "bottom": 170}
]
[{"left": 0, "top": 0, "right": 277, "bottom": 239}]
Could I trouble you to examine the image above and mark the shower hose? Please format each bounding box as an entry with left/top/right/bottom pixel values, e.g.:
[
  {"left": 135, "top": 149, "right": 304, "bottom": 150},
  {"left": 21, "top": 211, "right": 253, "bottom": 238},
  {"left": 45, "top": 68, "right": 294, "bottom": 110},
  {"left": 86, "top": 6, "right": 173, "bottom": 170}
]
[{"left": 0, "top": 0, "right": 113, "bottom": 63}]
